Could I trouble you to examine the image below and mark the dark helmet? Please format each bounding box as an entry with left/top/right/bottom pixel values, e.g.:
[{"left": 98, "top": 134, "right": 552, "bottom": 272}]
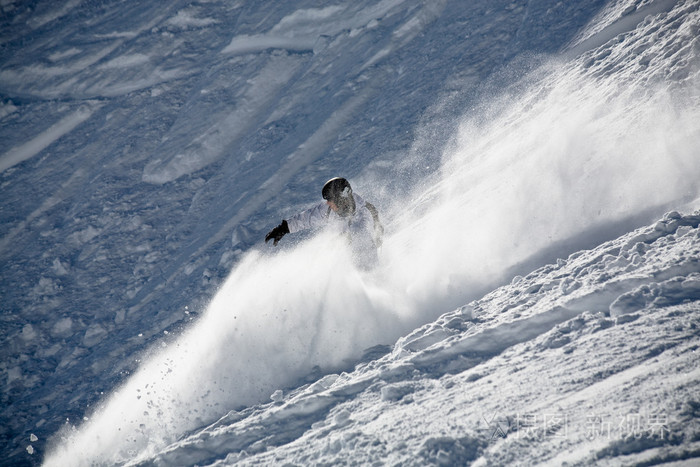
[{"left": 322, "top": 177, "right": 355, "bottom": 217}]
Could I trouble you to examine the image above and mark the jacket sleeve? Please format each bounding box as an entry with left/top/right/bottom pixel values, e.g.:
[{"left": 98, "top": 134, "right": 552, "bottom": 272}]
[
  {"left": 286, "top": 202, "right": 330, "bottom": 233},
  {"left": 364, "top": 201, "right": 384, "bottom": 247}
]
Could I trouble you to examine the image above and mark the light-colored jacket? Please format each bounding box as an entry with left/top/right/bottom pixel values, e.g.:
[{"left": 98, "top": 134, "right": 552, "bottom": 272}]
[{"left": 286, "top": 193, "right": 381, "bottom": 268}]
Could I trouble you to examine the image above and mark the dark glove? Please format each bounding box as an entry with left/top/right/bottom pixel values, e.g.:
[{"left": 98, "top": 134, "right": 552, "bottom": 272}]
[{"left": 265, "top": 220, "right": 289, "bottom": 246}]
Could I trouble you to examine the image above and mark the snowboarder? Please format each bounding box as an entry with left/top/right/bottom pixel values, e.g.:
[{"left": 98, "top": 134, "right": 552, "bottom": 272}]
[{"left": 265, "top": 177, "right": 384, "bottom": 269}]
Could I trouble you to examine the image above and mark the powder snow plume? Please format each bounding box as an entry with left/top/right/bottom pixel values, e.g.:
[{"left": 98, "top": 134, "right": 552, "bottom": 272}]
[
  {"left": 44, "top": 1, "right": 700, "bottom": 465},
  {"left": 384, "top": 69, "right": 700, "bottom": 306},
  {"left": 379, "top": 1, "right": 700, "bottom": 314},
  {"left": 43, "top": 234, "right": 417, "bottom": 465}
]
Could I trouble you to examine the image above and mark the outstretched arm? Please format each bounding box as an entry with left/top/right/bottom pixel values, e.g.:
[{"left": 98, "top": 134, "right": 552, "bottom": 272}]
[
  {"left": 265, "top": 202, "right": 330, "bottom": 246},
  {"left": 365, "top": 201, "right": 384, "bottom": 247},
  {"left": 265, "top": 220, "right": 289, "bottom": 246},
  {"left": 285, "top": 203, "right": 330, "bottom": 233}
]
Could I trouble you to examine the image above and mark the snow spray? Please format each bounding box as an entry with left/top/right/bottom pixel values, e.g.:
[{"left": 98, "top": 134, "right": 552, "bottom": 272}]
[
  {"left": 377, "top": 35, "right": 700, "bottom": 316},
  {"left": 43, "top": 234, "right": 413, "bottom": 465}
]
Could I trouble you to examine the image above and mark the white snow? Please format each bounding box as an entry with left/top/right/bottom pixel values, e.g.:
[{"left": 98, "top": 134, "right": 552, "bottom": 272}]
[
  {"left": 0, "top": 106, "right": 95, "bottom": 173},
  {"left": 142, "top": 55, "right": 304, "bottom": 184},
  {"left": 165, "top": 10, "right": 218, "bottom": 30},
  {"left": 0, "top": 100, "right": 17, "bottom": 119},
  {"left": 117, "top": 210, "right": 699, "bottom": 467},
  {"left": 222, "top": 0, "right": 411, "bottom": 56},
  {"left": 26, "top": 0, "right": 82, "bottom": 30},
  {"left": 50, "top": 318, "right": 73, "bottom": 338},
  {"left": 1, "top": 0, "right": 700, "bottom": 466},
  {"left": 97, "top": 53, "right": 150, "bottom": 70},
  {"left": 221, "top": 34, "right": 318, "bottom": 56}
]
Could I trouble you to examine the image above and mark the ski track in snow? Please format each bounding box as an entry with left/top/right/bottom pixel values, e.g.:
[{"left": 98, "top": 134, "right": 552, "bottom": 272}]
[{"left": 2, "top": 0, "right": 700, "bottom": 465}]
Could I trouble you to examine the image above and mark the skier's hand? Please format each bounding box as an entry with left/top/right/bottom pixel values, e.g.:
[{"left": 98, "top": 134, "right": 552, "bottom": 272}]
[{"left": 265, "top": 220, "right": 289, "bottom": 246}]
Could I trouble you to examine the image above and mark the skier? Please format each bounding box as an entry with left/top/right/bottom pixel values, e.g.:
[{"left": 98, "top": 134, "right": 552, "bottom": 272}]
[{"left": 265, "top": 177, "right": 384, "bottom": 269}]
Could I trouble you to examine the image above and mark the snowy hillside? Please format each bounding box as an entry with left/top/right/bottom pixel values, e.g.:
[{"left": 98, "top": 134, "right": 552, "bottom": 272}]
[
  {"left": 1, "top": 0, "right": 699, "bottom": 465},
  {"left": 93, "top": 210, "right": 700, "bottom": 466}
]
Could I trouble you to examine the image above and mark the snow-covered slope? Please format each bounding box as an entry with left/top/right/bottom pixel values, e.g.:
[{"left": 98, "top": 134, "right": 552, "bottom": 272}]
[
  {"left": 1, "top": 0, "right": 700, "bottom": 465},
  {"left": 122, "top": 211, "right": 700, "bottom": 466}
]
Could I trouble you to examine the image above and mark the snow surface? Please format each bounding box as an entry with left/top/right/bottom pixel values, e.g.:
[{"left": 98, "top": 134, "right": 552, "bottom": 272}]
[
  {"left": 1, "top": 0, "right": 699, "bottom": 465},
  {"left": 121, "top": 211, "right": 700, "bottom": 466}
]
